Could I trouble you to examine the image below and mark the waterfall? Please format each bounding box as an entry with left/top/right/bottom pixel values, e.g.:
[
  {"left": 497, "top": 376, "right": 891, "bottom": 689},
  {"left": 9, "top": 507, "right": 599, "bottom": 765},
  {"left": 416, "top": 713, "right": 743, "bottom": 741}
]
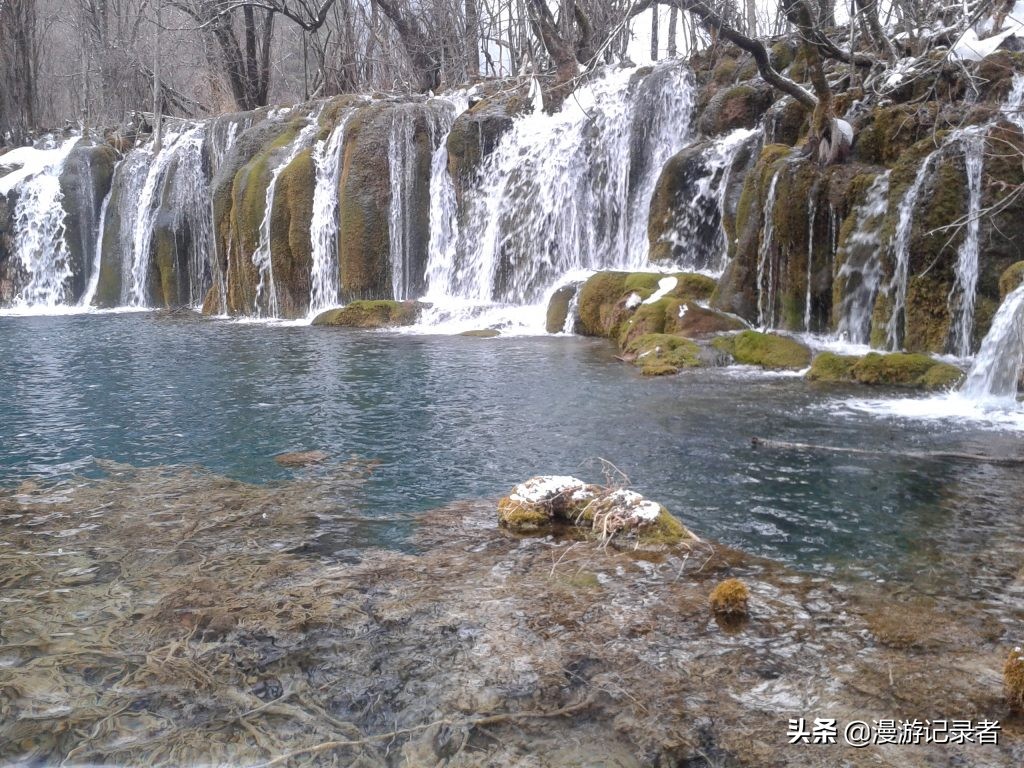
[
  {"left": 126, "top": 125, "right": 207, "bottom": 306},
  {"left": 835, "top": 172, "right": 890, "bottom": 344},
  {"left": 948, "top": 131, "right": 985, "bottom": 356},
  {"left": 252, "top": 109, "right": 322, "bottom": 317},
  {"left": 387, "top": 106, "right": 418, "bottom": 301},
  {"left": 424, "top": 117, "right": 462, "bottom": 302},
  {"left": 756, "top": 167, "right": 783, "bottom": 329},
  {"left": 308, "top": 109, "right": 353, "bottom": 315},
  {"left": 961, "top": 284, "right": 1024, "bottom": 399},
  {"left": 8, "top": 137, "right": 80, "bottom": 308},
  {"left": 1003, "top": 73, "right": 1024, "bottom": 131},
  {"left": 426, "top": 63, "right": 695, "bottom": 306},
  {"left": 886, "top": 148, "right": 941, "bottom": 350},
  {"left": 804, "top": 187, "right": 818, "bottom": 332},
  {"left": 653, "top": 127, "right": 760, "bottom": 273}
]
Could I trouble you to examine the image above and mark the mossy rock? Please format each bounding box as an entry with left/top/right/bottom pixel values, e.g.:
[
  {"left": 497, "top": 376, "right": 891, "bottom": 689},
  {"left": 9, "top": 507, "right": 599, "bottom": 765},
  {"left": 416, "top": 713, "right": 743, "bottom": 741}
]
[
  {"left": 811, "top": 351, "right": 963, "bottom": 390},
  {"left": 669, "top": 302, "right": 748, "bottom": 338},
  {"left": 712, "top": 330, "right": 811, "bottom": 370},
  {"left": 806, "top": 352, "right": 858, "bottom": 383},
  {"left": 460, "top": 328, "right": 500, "bottom": 338},
  {"left": 625, "top": 333, "right": 702, "bottom": 376},
  {"left": 311, "top": 300, "right": 423, "bottom": 328},
  {"left": 575, "top": 271, "right": 630, "bottom": 337},
  {"left": 497, "top": 476, "right": 697, "bottom": 548},
  {"left": 698, "top": 82, "right": 774, "bottom": 137},
  {"left": 267, "top": 147, "right": 316, "bottom": 318},
  {"left": 545, "top": 282, "right": 579, "bottom": 333},
  {"left": 714, "top": 144, "right": 792, "bottom": 320},
  {"left": 1000, "top": 261, "right": 1024, "bottom": 299}
]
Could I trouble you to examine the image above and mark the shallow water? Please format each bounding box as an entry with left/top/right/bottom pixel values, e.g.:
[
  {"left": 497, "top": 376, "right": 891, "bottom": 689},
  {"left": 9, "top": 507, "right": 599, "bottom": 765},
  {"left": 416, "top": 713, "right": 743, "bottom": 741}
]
[{"left": 3, "top": 313, "right": 1024, "bottom": 584}]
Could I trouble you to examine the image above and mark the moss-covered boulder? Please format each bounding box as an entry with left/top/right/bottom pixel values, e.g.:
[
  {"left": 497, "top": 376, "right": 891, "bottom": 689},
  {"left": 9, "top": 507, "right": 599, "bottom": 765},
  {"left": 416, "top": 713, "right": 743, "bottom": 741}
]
[
  {"left": 576, "top": 271, "right": 717, "bottom": 340},
  {"left": 671, "top": 302, "right": 748, "bottom": 338},
  {"left": 712, "top": 330, "right": 811, "bottom": 370},
  {"left": 267, "top": 148, "right": 315, "bottom": 318},
  {"left": 497, "top": 475, "right": 698, "bottom": 549},
  {"left": 698, "top": 82, "right": 774, "bottom": 137},
  {"left": 338, "top": 102, "right": 443, "bottom": 302},
  {"left": 713, "top": 144, "right": 791, "bottom": 321},
  {"left": 59, "top": 141, "right": 117, "bottom": 302},
  {"left": 311, "top": 299, "right": 423, "bottom": 328},
  {"left": 545, "top": 282, "right": 580, "bottom": 333},
  {"left": 209, "top": 115, "right": 301, "bottom": 315},
  {"left": 624, "top": 333, "right": 703, "bottom": 376},
  {"left": 807, "top": 351, "right": 964, "bottom": 390}
]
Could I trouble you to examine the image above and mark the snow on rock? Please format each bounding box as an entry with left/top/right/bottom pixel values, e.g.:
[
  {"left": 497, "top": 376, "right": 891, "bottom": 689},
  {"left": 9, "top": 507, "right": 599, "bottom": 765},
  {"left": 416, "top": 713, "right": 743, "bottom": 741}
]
[
  {"left": 0, "top": 138, "right": 79, "bottom": 196},
  {"left": 625, "top": 292, "right": 642, "bottom": 309},
  {"left": 498, "top": 475, "right": 697, "bottom": 547},
  {"left": 642, "top": 276, "right": 678, "bottom": 305},
  {"left": 508, "top": 475, "right": 591, "bottom": 505},
  {"left": 952, "top": 1, "right": 1024, "bottom": 61}
]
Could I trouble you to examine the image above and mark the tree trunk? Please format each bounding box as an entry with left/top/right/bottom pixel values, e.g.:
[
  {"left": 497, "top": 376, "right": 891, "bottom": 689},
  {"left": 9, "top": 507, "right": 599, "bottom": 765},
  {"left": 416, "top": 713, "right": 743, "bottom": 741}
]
[
  {"left": 465, "top": 0, "right": 480, "bottom": 79},
  {"left": 667, "top": 5, "right": 678, "bottom": 57}
]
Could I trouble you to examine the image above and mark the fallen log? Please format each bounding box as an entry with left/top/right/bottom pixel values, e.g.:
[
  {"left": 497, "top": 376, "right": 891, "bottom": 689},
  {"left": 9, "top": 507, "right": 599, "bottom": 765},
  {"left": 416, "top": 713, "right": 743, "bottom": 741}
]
[{"left": 750, "top": 437, "right": 1024, "bottom": 467}]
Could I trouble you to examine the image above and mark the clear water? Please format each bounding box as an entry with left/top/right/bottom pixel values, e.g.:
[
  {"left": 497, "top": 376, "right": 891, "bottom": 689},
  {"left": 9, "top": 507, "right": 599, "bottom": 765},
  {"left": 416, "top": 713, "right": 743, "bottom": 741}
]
[{"left": 3, "top": 313, "right": 1023, "bottom": 581}]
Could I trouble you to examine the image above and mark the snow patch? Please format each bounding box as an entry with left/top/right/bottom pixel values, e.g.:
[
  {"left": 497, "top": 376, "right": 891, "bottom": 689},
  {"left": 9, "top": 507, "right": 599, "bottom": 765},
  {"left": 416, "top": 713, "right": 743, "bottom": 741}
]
[
  {"left": 625, "top": 292, "right": 642, "bottom": 309},
  {"left": 642, "top": 276, "right": 678, "bottom": 305}
]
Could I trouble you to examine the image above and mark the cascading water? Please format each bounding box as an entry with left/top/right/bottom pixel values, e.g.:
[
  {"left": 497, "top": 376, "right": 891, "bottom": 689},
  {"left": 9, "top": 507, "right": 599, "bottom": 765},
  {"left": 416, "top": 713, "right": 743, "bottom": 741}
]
[
  {"left": 79, "top": 173, "right": 114, "bottom": 307},
  {"left": 308, "top": 109, "right": 354, "bottom": 315},
  {"left": 126, "top": 125, "right": 207, "bottom": 306},
  {"left": 886, "top": 148, "right": 941, "bottom": 350},
  {"left": 804, "top": 187, "right": 819, "bottom": 332},
  {"left": 1003, "top": 73, "right": 1024, "bottom": 131},
  {"left": 7, "top": 137, "right": 80, "bottom": 308},
  {"left": 756, "top": 167, "right": 783, "bottom": 329},
  {"left": 426, "top": 63, "right": 695, "bottom": 309},
  {"left": 947, "top": 131, "right": 985, "bottom": 356},
  {"left": 651, "top": 127, "right": 760, "bottom": 273},
  {"left": 961, "top": 283, "right": 1024, "bottom": 399},
  {"left": 835, "top": 172, "right": 890, "bottom": 344},
  {"left": 387, "top": 107, "right": 418, "bottom": 301},
  {"left": 252, "top": 108, "right": 323, "bottom": 317}
]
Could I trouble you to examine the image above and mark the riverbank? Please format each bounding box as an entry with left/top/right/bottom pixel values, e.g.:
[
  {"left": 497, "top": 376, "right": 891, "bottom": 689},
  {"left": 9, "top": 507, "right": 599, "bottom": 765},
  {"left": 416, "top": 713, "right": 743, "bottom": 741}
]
[{"left": 1, "top": 462, "right": 1022, "bottom": 766}]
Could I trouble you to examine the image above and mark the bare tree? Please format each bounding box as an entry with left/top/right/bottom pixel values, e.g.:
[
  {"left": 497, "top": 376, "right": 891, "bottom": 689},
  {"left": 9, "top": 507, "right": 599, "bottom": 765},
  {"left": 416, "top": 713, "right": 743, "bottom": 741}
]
[{"left": 0, "top": 0, "right": 40, "bottom": 143}]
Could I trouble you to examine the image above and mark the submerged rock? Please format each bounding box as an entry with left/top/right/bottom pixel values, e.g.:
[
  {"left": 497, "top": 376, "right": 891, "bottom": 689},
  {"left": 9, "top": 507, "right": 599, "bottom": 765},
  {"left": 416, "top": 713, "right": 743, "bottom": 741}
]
[
  {"left": 311, "top": 299, "right": 424, "bottom": 328},
  {"left": 497, "top": 475, "right": 697, "bottom": 548},
  {"left": 807, "top": 351, "right": 964, "bottom": 390},
  {"left": 711, "top": 330, "right": 811, "bottom": 370},
  {"left": 274, "top": 450, "right": 329, "bottom": 467}
]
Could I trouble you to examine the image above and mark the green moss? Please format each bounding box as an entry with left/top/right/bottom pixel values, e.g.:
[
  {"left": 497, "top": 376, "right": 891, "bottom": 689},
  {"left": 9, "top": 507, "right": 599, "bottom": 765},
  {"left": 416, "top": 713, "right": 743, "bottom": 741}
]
[
  {"left": 617, "top": 298, "right": 672, "bottom": 349},
  {"left": 637, "top": 508, "right": 692, "bottom": 545},
  {"left": 1000, "top": 261, "right": 1024, "bottom": 299},
  {"left": 709, "top": 578, "right": 750, "bottom": 617},
  {"left": 628, "top": 333, "right": 702, "bottom": 376},
  {"left": 497, "top": 497, "right": 550, "bottom": 532},
  {"left": 851, "top": 352, "right": 963, "bottom": 390},
  {"left": 311, "top": 300, "right": 422, "bottom": 328},
  {"left": 920, "top": 362, "right": 965, "bottom": 391},
  {"left": 576, "top": 271, "right": 629, "bottom": 337},
  {"left": 623, "top": 272, "right": 663, "bottom": 296},
  {"left": 713, "top": 330, "right": 811, "bottom": 370},
  {"left": 806, "top": 352, "right": 858, "bottom": 382}
]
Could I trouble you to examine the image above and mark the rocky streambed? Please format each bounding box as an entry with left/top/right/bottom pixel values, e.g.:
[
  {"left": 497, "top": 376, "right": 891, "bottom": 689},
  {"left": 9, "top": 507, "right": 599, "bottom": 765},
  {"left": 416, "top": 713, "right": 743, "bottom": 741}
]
[{"left": 1, "top": 462, "right": 1022, "bottom": 767}]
